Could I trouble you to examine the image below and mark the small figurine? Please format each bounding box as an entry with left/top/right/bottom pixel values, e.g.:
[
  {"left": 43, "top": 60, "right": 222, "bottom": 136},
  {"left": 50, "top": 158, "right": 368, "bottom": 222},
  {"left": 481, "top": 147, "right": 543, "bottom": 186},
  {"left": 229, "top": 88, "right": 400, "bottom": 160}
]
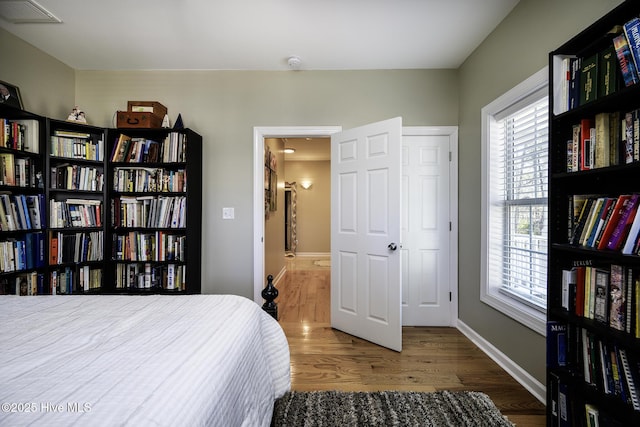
[{"left": 67, "top": 106, "right": 87, "bottom": 123}]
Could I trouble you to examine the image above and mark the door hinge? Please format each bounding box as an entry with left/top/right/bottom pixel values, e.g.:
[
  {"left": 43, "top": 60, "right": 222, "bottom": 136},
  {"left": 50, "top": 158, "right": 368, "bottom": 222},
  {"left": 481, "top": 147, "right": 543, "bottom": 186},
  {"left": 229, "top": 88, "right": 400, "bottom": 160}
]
[
  {"left": 449, "top": 292, "right": 452, "bottom": 302},
  {"left": 449, "top": 151, "right": 452, "bottom": 161},
  {"left": 449, "top": 222, "right": 452, "bottom": 231}
]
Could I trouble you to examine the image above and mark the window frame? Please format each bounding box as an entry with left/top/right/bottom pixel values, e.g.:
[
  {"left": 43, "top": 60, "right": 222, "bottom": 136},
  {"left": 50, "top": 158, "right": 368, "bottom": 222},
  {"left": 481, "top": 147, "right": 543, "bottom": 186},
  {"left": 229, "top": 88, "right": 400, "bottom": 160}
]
[{"left": 480, "top": 67, "right": 549, "bottom": 336}]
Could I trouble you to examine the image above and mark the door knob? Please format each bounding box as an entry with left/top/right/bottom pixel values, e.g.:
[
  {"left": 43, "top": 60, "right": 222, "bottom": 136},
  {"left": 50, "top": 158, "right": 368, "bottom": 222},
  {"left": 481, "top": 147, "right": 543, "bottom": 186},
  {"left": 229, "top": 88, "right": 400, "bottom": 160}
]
[{"left": 388, "top": 243, "right": 398, "bottom": 251}]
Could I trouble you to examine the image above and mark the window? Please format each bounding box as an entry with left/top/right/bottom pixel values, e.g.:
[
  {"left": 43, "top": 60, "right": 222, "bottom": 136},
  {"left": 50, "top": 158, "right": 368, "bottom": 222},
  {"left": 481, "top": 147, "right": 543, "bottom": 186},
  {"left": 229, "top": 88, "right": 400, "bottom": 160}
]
[{"left": 481, "top": 67, "right": 548, "bottom": 335}]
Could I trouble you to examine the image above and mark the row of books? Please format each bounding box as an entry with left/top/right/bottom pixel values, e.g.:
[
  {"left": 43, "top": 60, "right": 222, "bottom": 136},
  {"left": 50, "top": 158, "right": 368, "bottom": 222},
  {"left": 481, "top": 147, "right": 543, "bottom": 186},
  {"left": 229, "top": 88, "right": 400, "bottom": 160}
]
[
  {"left": 561, "top": 263, "right": 639, "bottom": 336},
  {"left": 1, "top": 118, "right": 37, "bottom": 152},
  {"left": 0, "top": 193, "right": 44, "bottom": 232},
  {"left": 111, "top": 132, "right": 187, "bottom": 163},
  {"left": 0, "top": 272, "right": 44, "bottom": 296},
  {"left": 0, "top": 153, "right": 41, "bottom": 188},
  {"left": 548, "top": 323, "right": 640, "bottom": 420},
  {"left": 554, "top": 16, "right": 640, "bottom": 115},
  {"left": 566, "top": 108, "right": 640, "bottom": 172},
  {"left": 50, "top": 265, "right": 102, "bottom": 294},
  {"left": 49, "top": 198, "right": 102, "bottom": 228},
  {"left": 114, "top": 262, "right": 186, "bottom": 291},
  {"left": 113, "top": 167, "right": 186, "bottom": 193},
  {"left": 112, "top": 231, "right": 186, "bottom": 262},
  {"left": 50, "top": 164, "right": 104, "bottom": 192},
  {"left": 49, "top": 231, "right": 104, "bottom": 265},
  {"left": 568, "top": 194, "right": 640, "bottom": 253},
  {"left": 0, "top": 232, "right": 45, "bottom": 273},
  {"left": 50, "top": 132, "right": 104, "bottom": 161},
  {"left": 112, "top": 196, "right": 186, "bottom": 229}
]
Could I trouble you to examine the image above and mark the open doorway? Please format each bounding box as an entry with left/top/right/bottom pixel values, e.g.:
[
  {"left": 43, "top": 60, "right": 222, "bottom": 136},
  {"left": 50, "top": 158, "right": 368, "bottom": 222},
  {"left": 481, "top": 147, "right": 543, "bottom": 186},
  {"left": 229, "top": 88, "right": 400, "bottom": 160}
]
[
  {"left": 253, "top": 125, "right": 459, "bottom": 329},
  {"left": 252, "top": 126, "right": 342, "bottom": 305}
]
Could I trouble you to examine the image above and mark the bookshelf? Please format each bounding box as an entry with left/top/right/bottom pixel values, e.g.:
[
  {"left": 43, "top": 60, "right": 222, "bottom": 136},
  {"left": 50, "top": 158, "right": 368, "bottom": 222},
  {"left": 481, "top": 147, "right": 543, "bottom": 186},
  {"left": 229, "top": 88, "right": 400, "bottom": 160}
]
[
  {"left": 548, "top": 1, "right": 640, "bottom": 426},
  {"left": 46, "top": 119, "right": 107, "bottom": 294},
  {"left": 0, "top": 105, "right": 46, "bottom": 295},
  {"left": 106, "top": 128, "right": 202, "bottom": 294}
]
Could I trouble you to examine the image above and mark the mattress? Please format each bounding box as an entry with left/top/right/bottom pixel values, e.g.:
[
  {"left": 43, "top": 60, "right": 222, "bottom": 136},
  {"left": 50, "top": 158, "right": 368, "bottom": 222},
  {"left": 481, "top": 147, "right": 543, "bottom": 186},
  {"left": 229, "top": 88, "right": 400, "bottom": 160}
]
[{"left": 0, "top": 294, "right": 291, "bottom": 426}]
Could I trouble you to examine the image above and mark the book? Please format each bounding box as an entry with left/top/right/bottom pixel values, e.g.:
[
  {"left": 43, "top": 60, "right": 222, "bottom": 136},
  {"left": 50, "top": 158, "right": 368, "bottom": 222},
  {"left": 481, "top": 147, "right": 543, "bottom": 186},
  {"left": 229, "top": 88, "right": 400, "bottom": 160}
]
[
  {"left": 580, "top": 118, "right": 594, "bottom": 170},
  {"left": 624, "top": 111, "right": 635, "bottom": 163},
  {"left": 597, "top": 195, "right": 631, "bottom": 249},
  {"left": 588, "top": 197, "right": 614, "bottom": 247},
  {"left": 609, "top": 264, "right": 626, "bottom": 331},
  {"left": 580, "top": 197, "right": 605, "bottom": 245},
  {"left": 593, "top": 268, "right": 609, "bottom": 323},
  {"left": 562, "top": 268, "right": 576, "bottom": 311},
  {"left": 599, "top": 44, "right": 619, "bottom": 97},
  {"left": 618, "top": 347, "right": 639, "bottom": 410},
  {"left": 593, "top": 113, "right": 610, "bottom": 168},
  {"left": 622, "top": 205, "right": 640, "bottom": 254},
  {"left": 547, "top": 321, "right": 568, "bottom": 369},
  {"left": 623, "top": 17, "right": 640, "bottom": 82},
  {"left": 584, "top": 403, "right": 599, "bottom": 427},
  {"left": 613, "top": 32, "right": 639, "bottom": 87},
  {"left": 606, "top": 194, "right": 640, "bottom": 251},
  {"left": 580, "top": 54, "right": 599, "bottom": 105}
]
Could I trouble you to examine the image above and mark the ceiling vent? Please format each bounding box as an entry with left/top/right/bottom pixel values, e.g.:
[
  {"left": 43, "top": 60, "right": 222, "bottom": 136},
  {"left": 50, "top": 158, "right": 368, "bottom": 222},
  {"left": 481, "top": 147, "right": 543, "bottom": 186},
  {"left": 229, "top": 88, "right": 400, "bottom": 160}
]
[{"left": 0, "top": 0, "right": 61, "bottom": 23}]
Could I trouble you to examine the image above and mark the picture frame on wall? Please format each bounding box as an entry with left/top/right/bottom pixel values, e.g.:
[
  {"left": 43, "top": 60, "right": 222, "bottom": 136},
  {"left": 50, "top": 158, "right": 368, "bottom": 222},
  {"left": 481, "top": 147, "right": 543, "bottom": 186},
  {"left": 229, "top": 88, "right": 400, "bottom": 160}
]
[{"left": 0, "top": 80, "right": 24, "bottom": 109}]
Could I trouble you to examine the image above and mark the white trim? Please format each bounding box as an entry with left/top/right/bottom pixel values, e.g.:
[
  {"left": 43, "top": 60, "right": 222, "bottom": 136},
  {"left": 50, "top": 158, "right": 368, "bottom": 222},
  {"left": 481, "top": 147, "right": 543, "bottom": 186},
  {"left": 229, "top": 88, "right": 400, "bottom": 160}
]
[
  {"left": 271, "top": 265, "right": 287, "bottom": 289},
  {"left": 253, "top": 126, "right": 342, "bottom": 304},
  {"left": 480, "top": 67, "right": 548, "bottom": 336},
  {"left": 291, "top": 252, "right": 331, "bottom": 258},
  {"left": 457, "top": 320, "right": 546, "bottom": 405},
  {"left": 402, "top": 126, "right": 459, "bottom": 326}
]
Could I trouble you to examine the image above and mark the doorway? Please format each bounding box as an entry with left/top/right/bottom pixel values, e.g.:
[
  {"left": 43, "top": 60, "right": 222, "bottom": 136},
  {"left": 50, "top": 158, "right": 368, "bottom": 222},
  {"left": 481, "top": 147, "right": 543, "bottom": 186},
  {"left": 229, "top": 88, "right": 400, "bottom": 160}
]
[
  {"left": 253, "top": 126, "right": 342, "bottom": 305},
  {"left": 253, "top": 125, "right": 458, "bottom": 328}
]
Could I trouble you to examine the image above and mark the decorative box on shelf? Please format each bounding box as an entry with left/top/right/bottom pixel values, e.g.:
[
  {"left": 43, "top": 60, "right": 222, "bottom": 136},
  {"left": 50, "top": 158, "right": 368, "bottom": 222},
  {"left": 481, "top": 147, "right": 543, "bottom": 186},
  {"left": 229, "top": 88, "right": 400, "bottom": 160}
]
[{"left": 116, "top": 101, "right": 167, "bottom": 129}]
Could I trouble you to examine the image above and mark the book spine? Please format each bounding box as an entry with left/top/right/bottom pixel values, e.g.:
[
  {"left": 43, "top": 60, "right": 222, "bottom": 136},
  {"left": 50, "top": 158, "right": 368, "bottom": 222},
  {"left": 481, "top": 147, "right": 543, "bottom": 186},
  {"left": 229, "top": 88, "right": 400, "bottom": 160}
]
[
  {"left": 614, "top": 33, "right": 639, "bottom": 87},
  {"left": 624, "top": 17, "right": 640, "bottom": 81}
]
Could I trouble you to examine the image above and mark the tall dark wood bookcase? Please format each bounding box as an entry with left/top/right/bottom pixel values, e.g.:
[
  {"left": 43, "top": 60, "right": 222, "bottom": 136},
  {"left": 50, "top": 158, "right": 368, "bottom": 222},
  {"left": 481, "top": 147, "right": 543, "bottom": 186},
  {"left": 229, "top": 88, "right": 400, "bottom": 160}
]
[
  {"left": 0, "top": 105, "right": 202, "bottom": 296},
  {"left": 0, "top": 105, "right": 46, "bottom": 295},
  {"left": 46, "top": 119, "right": 108, "bottom": 294},
  {"left": 548, "top": 1, "right": 640, "bottom": 425},
  {"left": 105, "top": 128, "right": 202, "bottom": 294}
]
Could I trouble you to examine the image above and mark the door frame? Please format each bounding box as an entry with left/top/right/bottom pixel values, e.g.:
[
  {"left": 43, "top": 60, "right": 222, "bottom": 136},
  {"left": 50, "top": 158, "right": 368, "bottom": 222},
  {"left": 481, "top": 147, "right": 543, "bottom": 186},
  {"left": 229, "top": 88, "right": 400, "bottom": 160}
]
[
  {"left": 253, "top": 126, "right": 342, "bottom": 304},
  {"left": 252, "top": 125, "right": 459, "bottom": 327}
]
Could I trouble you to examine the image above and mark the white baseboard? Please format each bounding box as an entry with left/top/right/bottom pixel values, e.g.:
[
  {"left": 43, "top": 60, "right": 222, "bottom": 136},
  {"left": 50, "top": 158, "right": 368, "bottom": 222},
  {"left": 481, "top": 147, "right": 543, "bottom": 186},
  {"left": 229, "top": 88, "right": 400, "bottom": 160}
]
[
  {"left": 456, "top": 320, "right": 546, "bottom": 405},
  {"left": 271, "top": 266, "right": 287, "bottom": 288},
  {"left": 290, "top": 252, "right": 331, "bottom": 258}
]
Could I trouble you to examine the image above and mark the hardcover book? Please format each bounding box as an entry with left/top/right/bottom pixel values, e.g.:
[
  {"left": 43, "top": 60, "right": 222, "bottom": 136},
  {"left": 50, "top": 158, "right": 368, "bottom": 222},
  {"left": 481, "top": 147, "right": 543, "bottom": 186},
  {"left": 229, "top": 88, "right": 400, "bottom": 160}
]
[
  {"left": 580, "top": 54, "right": 599, "bottom": 105},
  {"left": 599, "top": 45, "right": 619, "bottom": 97},
  {"left": 613, "top": 33, "right": 639, "bottom": 87},
  {"left": 623, "top": 17, "right": 640, "bottom": 82}
]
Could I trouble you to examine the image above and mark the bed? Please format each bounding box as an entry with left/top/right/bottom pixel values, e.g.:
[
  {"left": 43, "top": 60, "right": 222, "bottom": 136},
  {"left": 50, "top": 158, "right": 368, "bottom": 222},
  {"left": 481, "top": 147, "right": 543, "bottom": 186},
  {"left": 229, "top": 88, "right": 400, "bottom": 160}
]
[{"left": 0, "top": 294, "right": 291, "bottom": 426}]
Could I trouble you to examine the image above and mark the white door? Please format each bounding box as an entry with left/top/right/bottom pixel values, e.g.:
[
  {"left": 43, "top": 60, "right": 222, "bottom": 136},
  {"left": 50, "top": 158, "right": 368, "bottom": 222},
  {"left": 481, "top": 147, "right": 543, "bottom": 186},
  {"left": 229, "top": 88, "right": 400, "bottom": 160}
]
[
  {"left": 401, "top": 128, "right": 455, "bottom": 326},
  {"left": 331, "top": 117, "right": 402, "bottom": 352}
]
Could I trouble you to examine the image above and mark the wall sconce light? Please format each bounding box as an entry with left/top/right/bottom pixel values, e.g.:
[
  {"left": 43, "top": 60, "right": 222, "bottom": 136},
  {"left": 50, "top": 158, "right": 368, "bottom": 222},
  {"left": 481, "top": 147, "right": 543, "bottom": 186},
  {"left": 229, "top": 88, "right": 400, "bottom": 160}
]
[
  {"left": 300, "top": 180, "right": 313, "bottom": 190},
  {"left": 284, "top": 148, "right": 295, "bottom": 154}
]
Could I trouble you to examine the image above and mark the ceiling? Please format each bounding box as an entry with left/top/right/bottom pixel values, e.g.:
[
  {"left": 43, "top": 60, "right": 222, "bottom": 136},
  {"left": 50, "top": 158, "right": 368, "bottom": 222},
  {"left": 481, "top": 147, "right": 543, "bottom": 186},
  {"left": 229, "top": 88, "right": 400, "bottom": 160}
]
[
  {"left": 282, "top": 138, "right": 330, "bottom": 162},
  {"left": 0, "top": 0, "right": 520, "bottom": 71}
]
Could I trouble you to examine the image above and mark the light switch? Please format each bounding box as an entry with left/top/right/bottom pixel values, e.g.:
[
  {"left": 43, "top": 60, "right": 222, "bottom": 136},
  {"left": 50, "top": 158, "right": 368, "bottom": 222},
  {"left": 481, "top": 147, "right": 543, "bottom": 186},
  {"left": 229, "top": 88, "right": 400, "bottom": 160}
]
[{"left": 222, "top": 207, "right": 235, "bottom": 219}]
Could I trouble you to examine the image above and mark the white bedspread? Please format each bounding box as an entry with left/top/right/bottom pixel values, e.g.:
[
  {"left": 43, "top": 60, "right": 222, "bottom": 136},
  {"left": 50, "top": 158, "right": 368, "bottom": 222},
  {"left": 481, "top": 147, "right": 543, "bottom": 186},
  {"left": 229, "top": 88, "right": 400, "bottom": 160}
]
[{"left": 0, "top": 295, "right": 290, "bottom": 426}]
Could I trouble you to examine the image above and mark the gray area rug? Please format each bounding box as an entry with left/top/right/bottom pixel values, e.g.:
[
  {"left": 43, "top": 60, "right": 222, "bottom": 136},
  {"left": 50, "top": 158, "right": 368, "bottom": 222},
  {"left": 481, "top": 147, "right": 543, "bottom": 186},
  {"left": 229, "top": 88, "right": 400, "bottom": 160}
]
[{"left": 272, "top": 390, "right": 514, "bottom": 427}]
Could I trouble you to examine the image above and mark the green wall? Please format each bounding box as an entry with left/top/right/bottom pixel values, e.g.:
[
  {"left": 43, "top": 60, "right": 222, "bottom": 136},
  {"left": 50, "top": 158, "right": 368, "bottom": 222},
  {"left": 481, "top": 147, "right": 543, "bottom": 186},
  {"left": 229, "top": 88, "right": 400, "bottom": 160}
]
[{"left": 457, "top": 0, "right": 623, "bottom": 384}]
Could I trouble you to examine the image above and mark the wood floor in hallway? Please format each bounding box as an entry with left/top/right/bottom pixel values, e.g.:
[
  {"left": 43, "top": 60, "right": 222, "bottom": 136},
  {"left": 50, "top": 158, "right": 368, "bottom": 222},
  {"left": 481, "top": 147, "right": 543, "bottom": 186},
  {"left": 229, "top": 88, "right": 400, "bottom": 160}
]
[{"left": 277, "top": 255, "right": 546, "bottom": 427}]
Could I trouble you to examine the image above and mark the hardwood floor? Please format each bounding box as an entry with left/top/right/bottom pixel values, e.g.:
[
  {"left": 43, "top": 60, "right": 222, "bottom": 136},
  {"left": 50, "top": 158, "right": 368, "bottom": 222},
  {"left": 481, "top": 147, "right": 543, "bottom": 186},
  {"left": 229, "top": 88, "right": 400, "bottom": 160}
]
[{"left": 278, "top": 256, "right": 546, "bottom": 426}]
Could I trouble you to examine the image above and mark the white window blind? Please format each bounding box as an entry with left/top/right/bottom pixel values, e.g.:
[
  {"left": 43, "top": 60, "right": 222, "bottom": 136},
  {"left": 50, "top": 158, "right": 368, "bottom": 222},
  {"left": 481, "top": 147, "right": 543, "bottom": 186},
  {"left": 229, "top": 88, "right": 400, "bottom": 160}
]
[{"left": 490, "top": 94, "right": 548, "bottom": 311}]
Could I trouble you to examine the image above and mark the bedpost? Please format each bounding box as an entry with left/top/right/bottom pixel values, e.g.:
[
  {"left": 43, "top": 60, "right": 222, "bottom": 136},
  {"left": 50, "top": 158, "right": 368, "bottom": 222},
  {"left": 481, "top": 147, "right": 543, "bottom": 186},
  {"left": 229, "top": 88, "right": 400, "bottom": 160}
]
[{"left": 261, "top": 274, "right": 279, "bottom": 320}]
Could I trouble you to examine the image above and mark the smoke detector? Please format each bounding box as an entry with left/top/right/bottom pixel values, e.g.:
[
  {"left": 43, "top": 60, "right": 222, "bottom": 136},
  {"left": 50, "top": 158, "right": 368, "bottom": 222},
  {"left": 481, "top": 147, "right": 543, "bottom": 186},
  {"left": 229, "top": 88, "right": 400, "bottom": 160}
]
[{"left": 287, "top": 56, "right": 302, "bottom": 70}]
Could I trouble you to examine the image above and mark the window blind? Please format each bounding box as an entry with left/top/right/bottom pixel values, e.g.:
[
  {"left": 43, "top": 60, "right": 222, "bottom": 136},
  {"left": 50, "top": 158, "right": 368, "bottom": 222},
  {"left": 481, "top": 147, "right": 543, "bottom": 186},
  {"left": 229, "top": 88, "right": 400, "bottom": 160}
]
[{"left": 492, "top": 96, "right": 549, "bottom": 310}]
